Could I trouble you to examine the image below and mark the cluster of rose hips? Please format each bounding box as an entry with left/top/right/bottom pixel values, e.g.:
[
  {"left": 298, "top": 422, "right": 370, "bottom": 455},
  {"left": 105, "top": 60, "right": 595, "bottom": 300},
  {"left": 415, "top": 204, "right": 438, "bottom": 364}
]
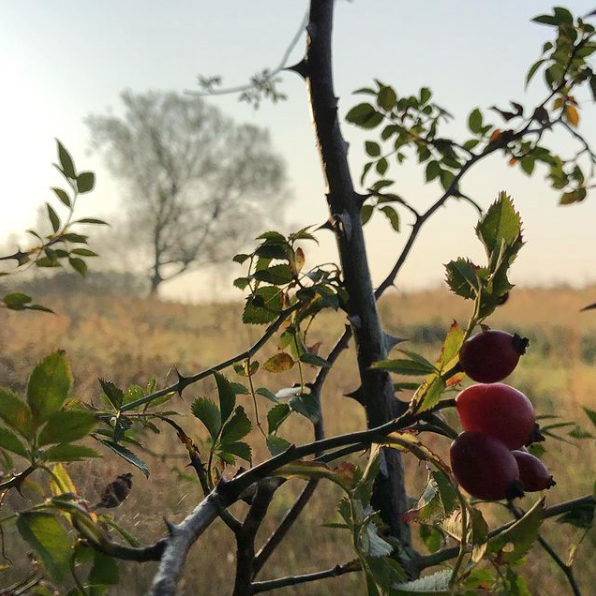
[{"left": 449, "top": 330, "right": 556, "bottom": 501}]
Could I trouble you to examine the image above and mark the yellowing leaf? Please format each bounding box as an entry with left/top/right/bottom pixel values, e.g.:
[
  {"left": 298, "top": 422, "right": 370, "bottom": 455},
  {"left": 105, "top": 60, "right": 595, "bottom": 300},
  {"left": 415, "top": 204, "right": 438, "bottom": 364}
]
[
  {"left": 565, "top": 104, "right": 580, "bottom": 127},
  {"left": 263, "top": 352, "right": 295, "bottom": 373}
]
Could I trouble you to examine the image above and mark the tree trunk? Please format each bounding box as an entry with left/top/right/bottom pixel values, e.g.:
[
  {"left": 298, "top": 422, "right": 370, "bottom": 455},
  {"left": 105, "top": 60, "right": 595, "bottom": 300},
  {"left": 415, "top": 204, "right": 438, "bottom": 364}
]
[{"left": 305, "top": 0, "right": 417, "bottom": 575}]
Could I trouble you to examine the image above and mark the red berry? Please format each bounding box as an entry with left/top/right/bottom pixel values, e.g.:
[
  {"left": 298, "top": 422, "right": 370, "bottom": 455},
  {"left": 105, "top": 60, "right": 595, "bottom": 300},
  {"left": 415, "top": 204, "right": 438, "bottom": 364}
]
[
  {"left": 459, "top": 330, "right": 529, "bottom": 383},
  {"left": 512, "top": 451, "right": 556, "bottom": 492},
  {"left": 455, "top": 383, "right": 535, "bottom": 449},
  {"left": 450, "top": 431, "right": 523, "bottom": 501}
]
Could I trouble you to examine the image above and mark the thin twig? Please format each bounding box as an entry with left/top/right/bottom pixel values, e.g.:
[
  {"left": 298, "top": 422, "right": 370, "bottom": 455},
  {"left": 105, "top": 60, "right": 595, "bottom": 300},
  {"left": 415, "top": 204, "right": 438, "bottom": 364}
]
[{"left": 251, "top": 561, "right": 360, "bottom": 593}]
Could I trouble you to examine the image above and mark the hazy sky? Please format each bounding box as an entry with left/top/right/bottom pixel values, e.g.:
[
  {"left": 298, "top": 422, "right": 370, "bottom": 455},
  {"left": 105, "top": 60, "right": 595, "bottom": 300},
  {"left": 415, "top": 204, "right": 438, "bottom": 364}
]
[{"left": 1, "top": 1, "right": 595, "bottom": 301}]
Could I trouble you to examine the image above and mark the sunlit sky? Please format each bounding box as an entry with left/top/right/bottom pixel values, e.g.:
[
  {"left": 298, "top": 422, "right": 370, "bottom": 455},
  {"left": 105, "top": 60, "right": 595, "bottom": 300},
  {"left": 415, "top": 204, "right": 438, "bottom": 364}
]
[{"left": 1, "top": 1, "right": 595, "bottom": 301}]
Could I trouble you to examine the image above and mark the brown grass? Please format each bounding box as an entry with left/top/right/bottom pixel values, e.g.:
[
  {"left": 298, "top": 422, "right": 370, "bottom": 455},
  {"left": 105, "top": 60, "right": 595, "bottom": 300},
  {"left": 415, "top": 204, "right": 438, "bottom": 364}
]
[{"left": 2, "top": 284, "right": 596, "bottom": 594}]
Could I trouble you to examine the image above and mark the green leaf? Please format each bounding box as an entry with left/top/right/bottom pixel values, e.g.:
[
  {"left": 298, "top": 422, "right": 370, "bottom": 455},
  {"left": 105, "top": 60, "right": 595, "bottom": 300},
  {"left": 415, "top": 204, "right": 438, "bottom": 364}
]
[
  {"left": 583, "top": 407, "right": 596, "bottom": 429},
  {"left": 100, "top": 440, "right": 149, "bottom": 477},
  {"left": 74, "top": 218, "right": 108, "bottom": 225},
  {"left": 89, "top": 550, "right": 119, "bottom": 587},
  {"left": 556, "top": 502, "right": 595, "bottom": 529},
  {"left": 361, "top": 204, "right": 374, "bottom": 225},
  {"left": 0, "top": 388, "right": 33, "bottom": 438},
  {"left": 77, "top": 171, "right": 95, "bottom": 193},
  {"left": 52, "top": 187, "right": 71, "bottom": 208},
  {"left": 425, "top": 160, "right": 441, "bottom": 182},
  {"left": 365, "top": 141, "right": 381, "bottom": 157},
  {"left": 266, "top": 435, "right": 291, "bottom": 455},
  {"left": 300, "top": 352, "right": 331, "bottom": 368},
  {"left": 46, "top": 203, "right": 61, "bottom": 233},
  {"left": 379, "top": 205, "right": 400, "bottom": 232},
  {"left": 27, "top": 351, "right": 73, "bottom": 424},
  {"left": 38, "top": 410, "right": 96, "bottom": 445},
  {"left": 488, "top": 497, "right": 544, "bottom": 564},
  {"left": 525, "top": 59, "right": 546, "bottom": 87},
  {"left": 41, "top": 443, "right": 100, "bottom": 462},
  {"left": 3, "top": 292, "right": 32, "bottom": 310},
  {"left": 69, "top": 257, "right": 88, "bottom": 277},
  {"left": 377, "top": 86, "right": 397, "bottom": 111},
  {"left": 214, "top": 372, "right": 236, "bottom": 425},
  {"left": 191, "top": 397, "right": 221, "bottom": 440},
  {"left": 475, "top": 192, "right": 522, "bottom": 254},
  {"left": 219, "top": 441, "right": 251, "bottom": 463},
  {"left": 345, "top": 103, "right": 384, "bottom": 129},
  {"left": 0, "top": 426, "right": 28, "bottom": 458},
  {"left": 99, "top": 379, "right": 124, "bottom": 410},
  {"left": 252, "top": 264, "right": 293, "bottom": 285},
  {"left": 370, "top": 359, "right": 436, "bottom": 376},
  {"left": 220, "top": 406, "right": 251, "bottom": 445},
  {"left": 468, "top": 108, "right": 483, "bottom": 134},
  {"left": 256, "top": 387, "right": 279, "bottom": 403},
  {"left": 70, "top": 248, "right": 99, "bottom": 257},
  {"left": 289, "top": 393, "right": 320, "bottom": 423},
  {"left": 17, "top": 512, "right": 71, "bottom": 581},
  {"left": 267, "top": 403, "right": 290, "bottom": 434},
  {"left": 56, "top": 140, "right": 76, "bottom": 179},
  {"left": 242, "top": 286, "right": 283, "bottom": 325}
]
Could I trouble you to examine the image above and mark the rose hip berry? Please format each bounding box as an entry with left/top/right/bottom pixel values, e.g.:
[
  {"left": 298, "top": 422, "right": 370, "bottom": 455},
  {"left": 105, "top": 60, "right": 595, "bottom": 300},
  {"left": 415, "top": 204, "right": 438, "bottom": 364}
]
[
  {"left": 459, "top": 330, "right": 529, "bottom": 383},
  {"left": 450, "top": 431, "right": 523, "bottom": 501},
  {"left": 512, "top": 450, "right": 556, "bottom": 492},
  {"left": 455, "top": 383, "right": 535, "bottom": 449}
]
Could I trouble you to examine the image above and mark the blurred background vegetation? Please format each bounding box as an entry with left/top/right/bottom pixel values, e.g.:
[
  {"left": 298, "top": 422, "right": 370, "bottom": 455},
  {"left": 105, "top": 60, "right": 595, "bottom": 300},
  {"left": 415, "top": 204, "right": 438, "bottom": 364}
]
[{"left": 1, "top": 278, "right": 594, "bottom": 595}]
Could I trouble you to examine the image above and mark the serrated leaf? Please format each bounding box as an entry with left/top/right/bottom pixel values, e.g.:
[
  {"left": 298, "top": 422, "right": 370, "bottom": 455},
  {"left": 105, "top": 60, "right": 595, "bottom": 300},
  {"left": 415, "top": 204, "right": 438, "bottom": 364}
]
[
  {"left": 27, "top": 351, "right": 73, "bottom": 424},
  {"left": 100, "top": 440, "right": 149, "bottom": 477},
  {"left": 0, "top": 388, "right": 33, "bottom": 438},
  {"left": 266, "top": 435, "right": 291, "bottom": 455},
  {"left": 365, "top": 141, "right": 381, "bottom": 157},
  {"left": 267, "top": 403, "right": 290, "bottom": 434},
  {"left": 191, "top": 397, "right": 221, "bottom": 440},
  {"left": 256, "top": 387, "right": 279, "bottom": 403},
  {"left": 219, "top": 441, "right": 251, "bottom": 463},
  {"left": 76, "top": 171, "right": 95, "bottom": 193},
  {"left": 242, "top": 286, "right": 283, "bottom": 325},
  {"left": 0, "top": 426, "right": 28, "bottom": 458},
  {"left": 70, "top": 248, "right": 98, "bottom": 257},
  {"left": 263, "top": 352, "right": 295, "bottom": 373},
  {"left": 99, "top": 379, "right": 124, "bottom": 410},
  {"left": 289, "top": 392, "right": 320, "bottom": 423},
  {"left": 445, "top": 259, "right": 480, "bottom": 300},
  {"left": 38, "top": 410, "right": 96, "bottom": 445},
  {"left": 221, "top": 406, "right": 251, "bottom": 444},
  {"left": 370, "top": 359, "right": 435, "bottom": 376},
  {"left": 377, "top": 85, "right": 397, "bottom": 111},
  {"left": 300, "top": 352, "right": 331, "bottom": 368},
  {"left": 556, "top": 502, "right": 595, "bottom": 528},
  {"left": 488, "top": 497, "right": 544, "bottom": 564},
  {"left": 252, "top": 264, "right": 293, "bottom": 285},
  {"left": 425, "top": 160, "right": 441, "bottom": 182},
  {"left": 214, "top": 372, "right": 236, "bottom": 424},
  {"left": 476, "top": 192, "right": 522, "bottom": 254},
  {"left": 56, "top": 140, "right": 76, "bottom": 179},
  {"left": 41, "top": 443, "right": 100, "bottom": 462},
  {"left": 17, "top": 512, "right": 71, "bottom": 581}
]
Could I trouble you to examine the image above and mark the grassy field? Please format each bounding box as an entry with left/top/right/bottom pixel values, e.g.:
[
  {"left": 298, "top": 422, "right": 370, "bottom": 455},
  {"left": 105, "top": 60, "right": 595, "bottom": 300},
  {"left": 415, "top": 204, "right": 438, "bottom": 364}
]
[{"left": 2, "top": 284, "right": 596, "bottom": 595}]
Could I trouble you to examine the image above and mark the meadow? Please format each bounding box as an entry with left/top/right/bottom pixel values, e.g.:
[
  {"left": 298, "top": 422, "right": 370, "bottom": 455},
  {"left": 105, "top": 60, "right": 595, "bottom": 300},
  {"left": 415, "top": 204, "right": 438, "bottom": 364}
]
[{"left": 2, "top": 283, "right": 596, "bottom": 595}]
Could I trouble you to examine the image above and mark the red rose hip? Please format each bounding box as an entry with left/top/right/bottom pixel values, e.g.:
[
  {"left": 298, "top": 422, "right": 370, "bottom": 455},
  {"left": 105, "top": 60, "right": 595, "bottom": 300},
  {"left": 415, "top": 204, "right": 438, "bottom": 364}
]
[
  {"left": 459, "top": 330, "right": 529, "bottom": 383},
  {"left": 450, "top": 431, "right": 523, "bottom": 501},
  {"left": 512, "top": 450, "right": 556, "bottom": 492},
  {"left": 455, "top": 383, "right": 535, "bottom": 449}
]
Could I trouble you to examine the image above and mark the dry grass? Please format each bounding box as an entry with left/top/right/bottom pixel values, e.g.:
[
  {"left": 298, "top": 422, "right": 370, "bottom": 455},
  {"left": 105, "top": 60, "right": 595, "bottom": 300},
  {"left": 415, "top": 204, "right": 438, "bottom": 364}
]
[{"left": 2, "top": 284, "right": 596, "bottom": 595}]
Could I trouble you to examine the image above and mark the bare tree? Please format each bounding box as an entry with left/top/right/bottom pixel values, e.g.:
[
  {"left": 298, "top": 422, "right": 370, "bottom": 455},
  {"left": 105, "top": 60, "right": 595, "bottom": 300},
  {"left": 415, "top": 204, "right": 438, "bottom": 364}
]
[{"left": 87, "top": 90, "right": 289, "bottom": 294}]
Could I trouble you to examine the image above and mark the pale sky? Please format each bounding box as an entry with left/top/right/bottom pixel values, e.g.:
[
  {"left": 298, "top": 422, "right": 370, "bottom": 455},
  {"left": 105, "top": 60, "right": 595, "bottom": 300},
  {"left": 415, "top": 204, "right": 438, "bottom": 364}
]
[{"left": 1, "top": 1, "right": 595, "bottom": 301}]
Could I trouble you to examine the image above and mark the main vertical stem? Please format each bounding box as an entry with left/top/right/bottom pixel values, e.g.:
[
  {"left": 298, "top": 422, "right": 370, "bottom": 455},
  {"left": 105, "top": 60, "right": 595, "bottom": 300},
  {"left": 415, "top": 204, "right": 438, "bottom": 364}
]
[{"left": 305, "top": 0, "right": 416, "bottom": 573}]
